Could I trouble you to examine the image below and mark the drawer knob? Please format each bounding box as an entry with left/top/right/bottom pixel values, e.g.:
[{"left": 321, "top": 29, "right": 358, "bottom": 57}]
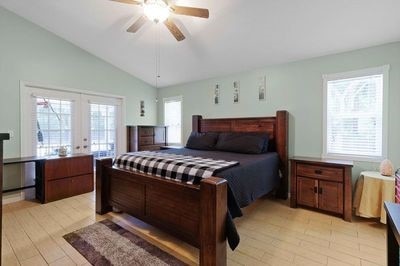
[{"left": 315, "top": 169, "right": 322, "bottom": 175}]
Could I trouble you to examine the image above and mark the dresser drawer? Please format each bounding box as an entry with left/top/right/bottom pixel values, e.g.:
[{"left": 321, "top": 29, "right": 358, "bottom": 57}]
[
  {"left": 297, "top": 163, "right": 343, "bottom": 182},
  {"left": 139, "top": 127, "right": 154, "bottom": 136},
  {"left": 139, "top": 145, "right": 162, "bottom": 151},
  {"left": 139, "top": 136, "right": 154, "bottom": 145},
  {"left": 45, "top": 155, "right": 93, "bottom": 180}
]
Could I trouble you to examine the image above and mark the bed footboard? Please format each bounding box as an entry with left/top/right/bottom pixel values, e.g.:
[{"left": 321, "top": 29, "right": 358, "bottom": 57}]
[
  {"left": 200, "top": 177, "right": 227, "bottom": 266},
  {"left": 95, "top": 158, "right": 227, "bottom": 266}
]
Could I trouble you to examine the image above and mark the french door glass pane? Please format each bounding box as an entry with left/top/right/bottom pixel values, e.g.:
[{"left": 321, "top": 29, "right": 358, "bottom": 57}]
[
  {"left": 90, "top": 104, "right": 116, "bottom": 159},
  {"left": 36, "top": 98, "right": 72, "bottom": 156}
]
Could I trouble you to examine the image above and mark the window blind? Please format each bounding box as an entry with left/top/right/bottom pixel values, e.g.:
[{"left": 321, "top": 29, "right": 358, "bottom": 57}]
[{"left": 326, "top": 74, "right": 383, "bottom": 158}]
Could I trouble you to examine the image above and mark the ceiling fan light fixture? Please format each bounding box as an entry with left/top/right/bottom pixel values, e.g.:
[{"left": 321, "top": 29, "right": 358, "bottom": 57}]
[{"left": 144, "top": 0, "right": 170, "bottom": 23}]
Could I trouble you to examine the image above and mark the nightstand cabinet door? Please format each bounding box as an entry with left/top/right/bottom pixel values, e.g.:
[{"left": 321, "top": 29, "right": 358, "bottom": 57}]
[
  {"left": 297, "top": 177, "right": 317, "bottom": 208},
  {"left": 318, "top": 180, "right": 343, "bottom": 214}
]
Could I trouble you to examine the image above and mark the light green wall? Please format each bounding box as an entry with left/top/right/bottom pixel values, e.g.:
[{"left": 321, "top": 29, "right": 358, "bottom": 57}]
[
  {"left": 0, "top": 7, "right": 157, "bottom": 158},
  {"left": 158, "top": 42, "right": 400, "bottom": 182}
]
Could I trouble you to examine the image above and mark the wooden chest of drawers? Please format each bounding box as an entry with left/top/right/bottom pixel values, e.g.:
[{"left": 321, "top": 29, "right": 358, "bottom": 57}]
[
  {"left": 44, "top": 154, "right": 94, "bottom": 203},
  {"left": 127, "top": 125, "right": 167, "bottom": 152},
  {"left": 290, "top": 157, "right": 353, "bottom": 221}
]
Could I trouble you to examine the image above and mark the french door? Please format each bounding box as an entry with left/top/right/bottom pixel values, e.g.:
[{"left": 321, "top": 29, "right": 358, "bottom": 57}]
[
  {"left": 81, "top": 95, "right": 122, "bottom": 159},
  {"left": 21, "top": 84, "right": 125, "bottom": 159}
]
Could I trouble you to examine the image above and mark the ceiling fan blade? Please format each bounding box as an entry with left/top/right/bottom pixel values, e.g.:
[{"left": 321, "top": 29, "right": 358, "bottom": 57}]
[
  {"left": 171, "top": 5, "right": 209, "bottom": 18},
  {"left": 111, "top": 0, "right": 141, "bottom": 5},
  {"left": 164, "top": 19, "right": 185, "bottom": 41},
  {"left": 127, "top": 16, "right": 147, "bottom": 33}
]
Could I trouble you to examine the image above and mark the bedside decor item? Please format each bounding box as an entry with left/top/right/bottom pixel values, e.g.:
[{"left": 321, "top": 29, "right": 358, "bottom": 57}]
[
  {"left": 63, "top": 219, "right": 186, "bottom": 266},
  {"left": 258, "top": 75, "right": 266, "bottom": 101},
  {"left": 379, "top": 159, "right": 394, "bottom": 176},
  {"left": 58, "top": 146, "right": 67, "bottom": 156},
  {"left": 233, "top": 81, "right": 240, "bottom": 103}
]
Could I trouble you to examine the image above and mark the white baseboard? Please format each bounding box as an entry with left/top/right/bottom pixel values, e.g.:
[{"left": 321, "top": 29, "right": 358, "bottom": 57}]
[{"left": 3, "top": 192, "right": 24, "bottom": 204}]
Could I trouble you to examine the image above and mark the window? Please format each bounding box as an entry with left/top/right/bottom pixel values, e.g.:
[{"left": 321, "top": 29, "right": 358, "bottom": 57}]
[
  {"left": 323, "top": 66, "right": 389, "bottom": 161},
  {"left": 164, "top": 96, "right": 182, "bottom": 144},
  {"left": 36, "top": 97, "right": 73, "bottom": 156}
]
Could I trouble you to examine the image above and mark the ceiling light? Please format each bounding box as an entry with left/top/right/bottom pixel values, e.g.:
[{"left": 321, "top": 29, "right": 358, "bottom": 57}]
[{"left": 144, "top": 0, "right": 170, "bottom": 23}]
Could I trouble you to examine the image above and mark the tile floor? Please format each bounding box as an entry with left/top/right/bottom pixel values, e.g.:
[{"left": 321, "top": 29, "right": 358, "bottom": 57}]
[{"left": 1, "top": 192, "right": 386, "bottom": 265}]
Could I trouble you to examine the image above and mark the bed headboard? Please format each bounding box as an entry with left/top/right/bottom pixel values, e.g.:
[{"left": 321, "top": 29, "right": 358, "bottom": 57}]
[{"left": 192, "top": 110, "right": 289, "bottom": 199}]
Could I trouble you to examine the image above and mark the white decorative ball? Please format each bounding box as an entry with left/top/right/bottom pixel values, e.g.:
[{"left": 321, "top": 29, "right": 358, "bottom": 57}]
[{"left": 380, "top": 159, "right": 394, "bottom": 176}]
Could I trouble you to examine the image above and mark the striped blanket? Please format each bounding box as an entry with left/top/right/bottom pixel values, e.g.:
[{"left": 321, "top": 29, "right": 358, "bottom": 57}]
[{"left": 114, "top": 151, "right": 239, "bottom": 184}]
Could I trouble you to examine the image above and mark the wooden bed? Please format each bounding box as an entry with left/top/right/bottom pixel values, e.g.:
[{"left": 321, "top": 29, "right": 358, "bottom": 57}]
[{"left": 96, "top": 110, "right": 288, "bottom": 266}]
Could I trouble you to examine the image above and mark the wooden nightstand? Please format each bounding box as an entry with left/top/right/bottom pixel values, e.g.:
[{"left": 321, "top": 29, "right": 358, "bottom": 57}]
[{"left": 290, "top": 157, "right": 353, "bottom": 221}]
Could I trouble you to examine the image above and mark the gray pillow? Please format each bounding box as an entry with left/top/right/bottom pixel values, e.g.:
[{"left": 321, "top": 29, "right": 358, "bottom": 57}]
[
  {"left": 215, "top": 132, "right": 269, "bottom": 154},
  {"left": 185, "top": 132, "right": 219, "bottom": 150}
]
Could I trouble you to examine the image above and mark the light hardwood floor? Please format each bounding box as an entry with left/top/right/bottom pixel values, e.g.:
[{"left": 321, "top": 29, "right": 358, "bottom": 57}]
[{"left": 2, "top": 192, "right": 386, "bottom": 266}]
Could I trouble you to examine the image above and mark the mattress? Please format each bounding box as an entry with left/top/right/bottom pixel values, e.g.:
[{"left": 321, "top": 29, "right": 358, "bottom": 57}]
[{"left": 158, "top": 148, "right": 281, "bottom": 218}]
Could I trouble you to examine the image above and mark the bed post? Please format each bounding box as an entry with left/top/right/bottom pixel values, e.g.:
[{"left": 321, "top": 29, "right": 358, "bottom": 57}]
[
  {"left": 192, "top": 115, "right": 202, "bottom": 133},
  {"left": 200, "top": 177, "right": 227, "bottom": 266},
  {"left": 276, "top": 110, "right": 289, "bottom": 199},
  {"left": 96, "top": 158, "right": 113, "bottom": 215}
]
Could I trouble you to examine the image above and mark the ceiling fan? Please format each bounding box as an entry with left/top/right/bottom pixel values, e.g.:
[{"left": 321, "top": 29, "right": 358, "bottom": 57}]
[{"left": 111, "top": 0, "right": 209, "bottom": 41}]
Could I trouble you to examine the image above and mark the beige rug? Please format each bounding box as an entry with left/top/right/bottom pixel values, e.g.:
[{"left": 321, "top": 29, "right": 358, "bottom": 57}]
[{"left": 63, "top": 219, "right": 187, "bottom": 266}]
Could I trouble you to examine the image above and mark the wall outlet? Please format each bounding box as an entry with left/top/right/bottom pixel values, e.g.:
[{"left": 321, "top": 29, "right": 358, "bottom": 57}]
[{"left": 8, "top": 130, "right": 14, "bottom": 138}]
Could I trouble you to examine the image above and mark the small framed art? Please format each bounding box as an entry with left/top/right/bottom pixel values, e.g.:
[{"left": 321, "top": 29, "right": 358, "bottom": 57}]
[
  {"left": 258, "top": 75, "right": 266, "bottom": 101},
  {"left": 233, "top": 81, "right": 240, "bottom": 103},
  {"left": 140, "top": 100, "right": 145, "bottom": 117},
  {"left": 214, "top": 84, "right": 220, "bottom": 104}
]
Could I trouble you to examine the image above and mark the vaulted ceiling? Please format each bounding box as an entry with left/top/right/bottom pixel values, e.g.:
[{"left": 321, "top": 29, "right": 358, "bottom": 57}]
[{"left": 1, "top": 0, "right": 400, "bottom": 87}]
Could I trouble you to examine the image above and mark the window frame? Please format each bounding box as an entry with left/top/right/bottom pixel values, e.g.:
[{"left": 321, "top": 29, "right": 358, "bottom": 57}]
[
  {"left": 163, "top": 95, "right": 183, "bottom": 145},
  {"left": 322, "top": 65, "right": 389, "bottom": 162}
]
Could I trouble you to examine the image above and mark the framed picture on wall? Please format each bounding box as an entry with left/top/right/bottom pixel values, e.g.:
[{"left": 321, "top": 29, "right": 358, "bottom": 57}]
[
  {"left": 214, "top": 84, "right": 220, "bottom": 104},
  {"left": 140, "top": 100, "right": 145, "bottom": 117},
  {"left": 258, "top": 75, "right": 266, "bottom": 101},
  {"left": 233, "top": 81, "right": 240, "bottom": 103}
]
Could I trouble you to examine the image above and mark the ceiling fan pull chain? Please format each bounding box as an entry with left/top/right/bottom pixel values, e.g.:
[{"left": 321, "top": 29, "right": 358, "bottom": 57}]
[{"left": 155, "top": 23, "right": 161, "bottom": 88}]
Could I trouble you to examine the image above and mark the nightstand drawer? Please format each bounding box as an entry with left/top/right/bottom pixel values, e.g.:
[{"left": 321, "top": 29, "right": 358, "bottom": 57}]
[{"left": 297, "top": 164, "right": 343, "bottom": 182}]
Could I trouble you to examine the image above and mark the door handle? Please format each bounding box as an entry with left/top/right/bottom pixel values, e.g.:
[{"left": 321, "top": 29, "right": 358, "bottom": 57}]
[
  {"left": 83, "top": 145, "right": 88, "bottom": 149},
  {"left": 76, "top": 146, "right": 80, "bottom": 149},
  {"left": 315, "top": 169, "right": 322, "bottom": 175},
  {"left": 319, "top": 187, "right": 323, "bottom": 194},
  {"left": 314, "top": 187, "right": 318, "bottom": 193}
]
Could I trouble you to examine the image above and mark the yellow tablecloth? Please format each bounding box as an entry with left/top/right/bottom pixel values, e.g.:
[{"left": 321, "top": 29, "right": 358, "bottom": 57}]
[{"left": 353, "top": 171, "right": 395, "bottom": 224}]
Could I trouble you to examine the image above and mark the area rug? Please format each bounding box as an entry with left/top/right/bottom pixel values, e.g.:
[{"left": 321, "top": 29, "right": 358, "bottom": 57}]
[{"left": 63, "top": 219, "right": 187, "bottom": 266}]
